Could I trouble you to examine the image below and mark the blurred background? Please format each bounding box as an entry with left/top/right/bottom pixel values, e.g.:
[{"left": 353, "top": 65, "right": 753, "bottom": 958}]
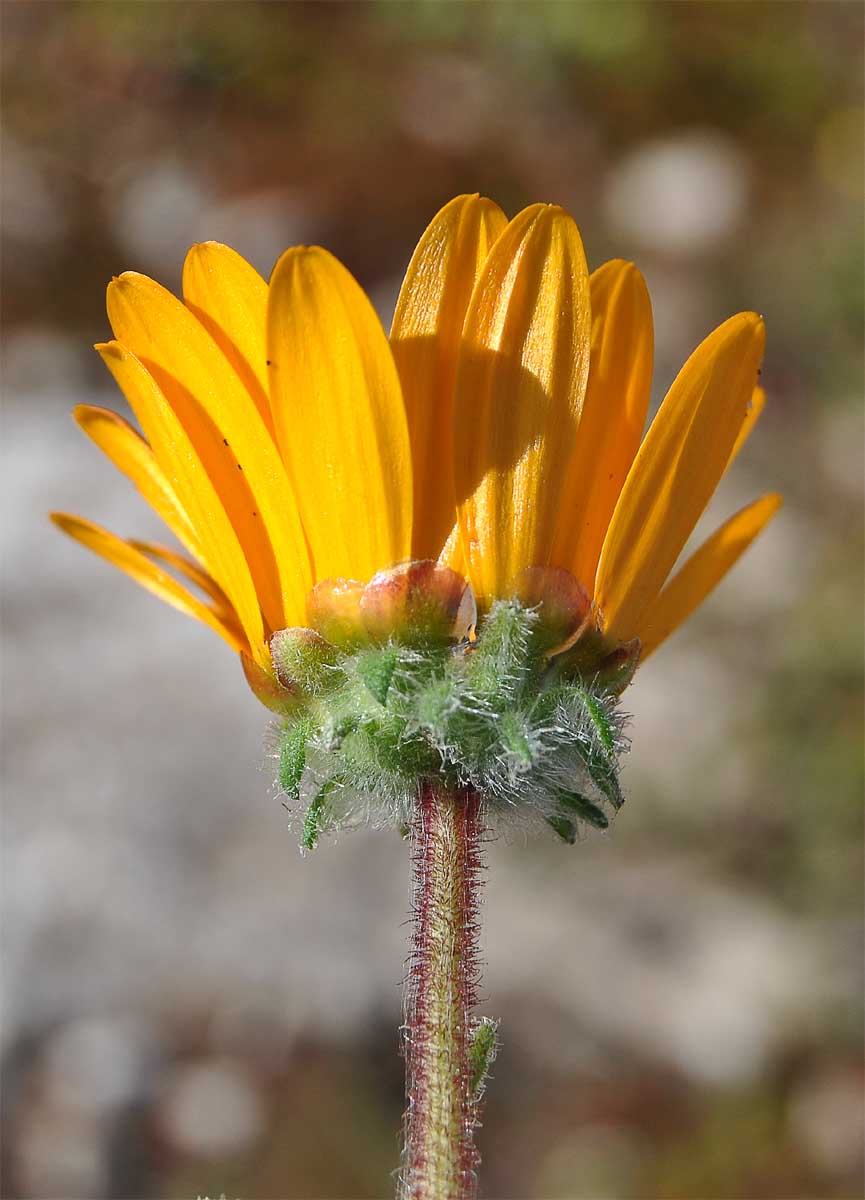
[{"left": 2, "top": 2, "right": 863, "bottom": 1197}]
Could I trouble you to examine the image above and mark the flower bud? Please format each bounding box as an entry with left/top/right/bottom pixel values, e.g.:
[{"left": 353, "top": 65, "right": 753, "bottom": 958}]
[
  {"left": 508, "top": 565, "right": 591, "bottom": 653},
  {"left": 270, "top": 626, "right": 339, "bottom": 695},
  {"left": 307, "top": 578, "right": 365, "bottom": 648},
  {"left": 359, "top": 559, "right": 473, "bottom": 643}
]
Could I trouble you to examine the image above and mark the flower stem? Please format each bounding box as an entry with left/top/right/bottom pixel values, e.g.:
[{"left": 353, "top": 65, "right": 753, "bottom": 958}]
[{"left": 399, "top": 783, "right": 485, "bottom": 1200}]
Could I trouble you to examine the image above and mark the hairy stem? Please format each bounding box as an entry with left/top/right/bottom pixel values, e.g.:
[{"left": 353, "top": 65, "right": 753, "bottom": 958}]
[{"left": 399, "top": 783, "right": 485, "bottom": 1200}]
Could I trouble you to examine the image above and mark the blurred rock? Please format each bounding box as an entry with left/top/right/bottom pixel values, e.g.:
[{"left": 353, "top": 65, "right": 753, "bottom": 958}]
[
  {"left": 486, "top": 849, "right": 827, "bottom": 1085},
  {"left": 40, "top": 1015, "right": 156, "bottom": 1117},
  {"left": 157, "top": 1058, "right": 265, "bottom": 1158},
  {"left": 605, "top": 131, "right": 749, "bottom": 255},
  {"left": 111, "top": 158, "right": 215, "bottom": 278}
]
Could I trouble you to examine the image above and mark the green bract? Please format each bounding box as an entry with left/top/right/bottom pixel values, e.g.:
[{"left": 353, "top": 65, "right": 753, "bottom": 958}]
[{"left": 273, "top": 600, "right": 629, "bottom": 851}]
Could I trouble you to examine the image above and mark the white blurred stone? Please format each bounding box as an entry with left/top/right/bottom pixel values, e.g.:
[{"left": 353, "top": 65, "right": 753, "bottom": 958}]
[
  {"left": 158, "top": 1058, "right": 265, "bottom": 1157},
  {"left": 486, "top": 849, "right": 827, "bottom": 1086},
  {"left": 605, "top": 131, "right": 749, "bottom": 254},
  {"left": 112, "top": 158, "right": 215, "bottom": 275},
  {"left": 40, "top": 1015, "right": 154, "bottom": 1115}
]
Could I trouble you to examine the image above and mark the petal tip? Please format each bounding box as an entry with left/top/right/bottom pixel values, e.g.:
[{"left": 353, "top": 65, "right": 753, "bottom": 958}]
[
  {"left": 94, "top": 340, "right": 124, "bottom": 363},
  {"left": 71, "top": 403, "right": 93, "bottom": 425},
  {"left": 50, "top": 511, "right": 78, "bottom": 534}
]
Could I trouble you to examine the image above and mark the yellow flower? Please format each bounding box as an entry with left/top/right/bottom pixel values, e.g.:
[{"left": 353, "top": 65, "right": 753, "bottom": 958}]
[{"left": 53, "top": 194, "right": 780, "bottom": 699}]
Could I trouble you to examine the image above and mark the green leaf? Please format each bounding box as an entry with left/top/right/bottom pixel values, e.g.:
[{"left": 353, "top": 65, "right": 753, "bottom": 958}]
[
  {"left": 500, "top": 710, "right": 535, "bottom": 769},
  {"left": 575, "top": 685, "right": 624, "bottom": 809},
  {"left": 558, "top": 789, "right": 610, "bottom": 830},
  {"left": 278, "top": 717, "right": 311, "bottom": 800},
  {"left": 547, "top": 813, "right": 578, "bottom": 843},
  {"left": 302, "top": 777, "right": 341, "bottom": 851},
  {"left": 577, "top": 684, "right": 615, "bottom": 755},
  {"left": 355, "top": 646, "right": 399, "bottom": 705},
  {"left": 414, "top": 675, "right": 458, "bottom": 737},
  {"left": 467, "top": 600, "right": 538, "bottom": 701}
]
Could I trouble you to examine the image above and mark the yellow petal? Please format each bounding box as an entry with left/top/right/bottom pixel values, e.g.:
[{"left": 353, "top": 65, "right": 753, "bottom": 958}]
[
  {"left": 437, "top": 519, "right": 466, "bottom": 576},
  {"left": 728, "top": 384, "right": 766, "bottom": 467},
  {"left": 595, "top": 312, "right": 766, "bottom": 644},
  {"left": 50, "top": 513, "right": 248, "bottom": 655},
  {"left": 637, "top": 493, "right": 782, "bottom": 659},
  {"left": 107, "top": 272, "right": 311, "bottom": 629},
  {"left": 268, "top": 245, "right": 412, "bottom": 582},
  {"left": 390, "top": 194, "right": 508, "bottom": 560},
  {"left": 127, "top": 538, "right": 237, "bottom": 619},
  {"left": 97, "top": 340, "right": 269, "bottom": 666},
  {"left": 182, "top": 242, "right": 274, "bottom": 438},
  {"left": 454, "top": 204, "right": 592, "bottom": 606},
  {"left": 550, "top": 259, "right": 653, "bottom": 591},
  {"left": 73, "top": 404, "right": 199, "bottom": 557}
]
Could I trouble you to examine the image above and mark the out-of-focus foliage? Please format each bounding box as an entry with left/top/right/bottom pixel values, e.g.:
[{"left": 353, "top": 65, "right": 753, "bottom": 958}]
[{"left": 2, "top": 2, "right": 862, "bottom": 1198}]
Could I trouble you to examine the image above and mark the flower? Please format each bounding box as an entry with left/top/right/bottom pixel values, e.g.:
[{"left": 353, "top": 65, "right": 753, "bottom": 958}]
[{"left": 53, "top": 194, "right": 780, "bottom": 703}]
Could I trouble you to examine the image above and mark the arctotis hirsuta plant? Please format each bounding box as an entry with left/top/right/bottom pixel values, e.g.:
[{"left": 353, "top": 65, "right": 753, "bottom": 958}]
[{"left": 55, "top": 192, "right": 780, "bottom": 1199}]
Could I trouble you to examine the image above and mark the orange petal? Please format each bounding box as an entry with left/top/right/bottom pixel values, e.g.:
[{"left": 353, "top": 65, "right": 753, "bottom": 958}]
[
  {"left": 73, "top": 404, "right": 199, "bottom": 558},
  {"left": 728, "top": 384, "right": 766, "bottom": 468},
  {"left": 268, "top": 246, "right": 412, "bottom": 582},
  {"left": 550, "top": 260, "right": 653, "bottom": 590},
  {"left": 127, "top": 538, "right": 237, "bottom": 619},
  {"left": 453, "top": 204, "right": 592, "bottom": 607},
  {"left": 51, "top": 513, "right": 248, "bottom": 655},
  {"left": 637, "top": 493, "right": 782, "bottom": 659},
  {"left": 390, "top": 194, "right": 507, "bottom": 560},
  {"left": 141, "top": 363, "right": 287, "bottom": 634},
  {"left": 240, "top": 651, "right": 302, "bottom": 716},
  {"left": 182, "top": 242, "right": 274, "bottom": 438},
  {"left": 96, "top": 340, "right": 269, "bottom": 666},
  {"left": 107, "top": 272, "right": 311, "bottom": 629},
  {"left": 306, "top": 577, "right": 366, "bottom": 648},
  {"left": 595, "top": 312, "right": 766, "bottom": 644}
]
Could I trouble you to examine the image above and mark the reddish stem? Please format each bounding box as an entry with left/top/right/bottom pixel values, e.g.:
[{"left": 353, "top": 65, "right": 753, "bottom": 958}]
[{"left": 399, "top": 783, "right": 484, "bottom": 1200}]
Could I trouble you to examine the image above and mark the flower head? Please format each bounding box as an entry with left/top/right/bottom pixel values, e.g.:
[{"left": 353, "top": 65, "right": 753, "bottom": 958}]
[
  {"left": 53, "top": 195, "right": 780, "bottom": 840},
  {"left": 54, "top": 195, "right": 778, "bottom": 678}
]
